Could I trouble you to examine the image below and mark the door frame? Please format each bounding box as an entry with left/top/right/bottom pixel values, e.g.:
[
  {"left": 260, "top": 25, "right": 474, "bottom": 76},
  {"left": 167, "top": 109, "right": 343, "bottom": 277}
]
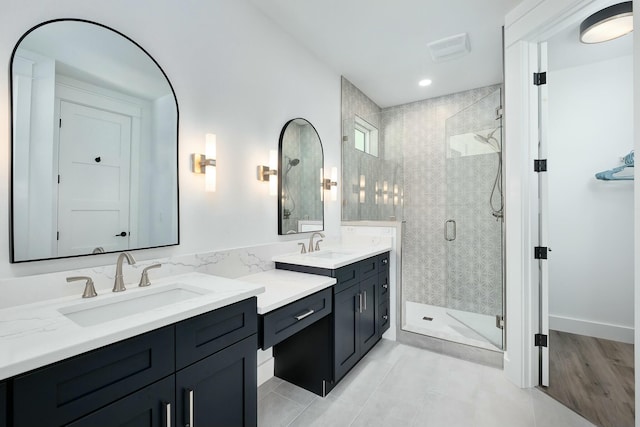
[{"left": 502, "top": 0, "right": 629, "bottom": 389}]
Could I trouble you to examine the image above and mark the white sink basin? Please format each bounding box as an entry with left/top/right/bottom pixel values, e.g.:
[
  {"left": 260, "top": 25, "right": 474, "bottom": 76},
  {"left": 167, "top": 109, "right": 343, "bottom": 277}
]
[
  {"left": 58, "top": 283, "right": 211, "bottom": 327},
  {"left": 306, "top": 250, "right": 356, "bottom": 259}
]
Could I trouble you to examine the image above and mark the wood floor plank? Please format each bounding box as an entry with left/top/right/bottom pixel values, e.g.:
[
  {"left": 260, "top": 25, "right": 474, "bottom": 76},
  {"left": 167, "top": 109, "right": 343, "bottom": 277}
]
[{"left": 541, "top": 330, "right": 634, "bottom": 427}]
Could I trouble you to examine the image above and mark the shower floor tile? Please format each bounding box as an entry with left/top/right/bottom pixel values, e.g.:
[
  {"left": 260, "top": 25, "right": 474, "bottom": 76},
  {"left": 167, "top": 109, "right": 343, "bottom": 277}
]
[{"left": 403, "top": 301, "right": 502, "bottom": 351}]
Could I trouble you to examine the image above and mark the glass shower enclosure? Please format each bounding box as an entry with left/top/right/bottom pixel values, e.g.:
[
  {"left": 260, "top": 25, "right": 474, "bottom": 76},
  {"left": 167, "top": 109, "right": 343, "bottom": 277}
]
[
  {"left": 442, "top": 89, "right": 504, "bottom": 349},
  {"left": 399, "top": 87, "right": 504, "bottom": 351}
]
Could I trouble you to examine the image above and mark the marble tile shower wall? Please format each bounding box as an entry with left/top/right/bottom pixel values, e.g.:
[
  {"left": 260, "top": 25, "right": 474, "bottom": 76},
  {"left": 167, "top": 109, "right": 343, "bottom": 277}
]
[
  {"left": 398, "top": 85, "right": 501, "bottom": 313},
  {"left": 340, "top": 77, "right": 502, "bottom": 316},
  {"left": 341, "top": 77, "right": 404, "bottom": 221}
]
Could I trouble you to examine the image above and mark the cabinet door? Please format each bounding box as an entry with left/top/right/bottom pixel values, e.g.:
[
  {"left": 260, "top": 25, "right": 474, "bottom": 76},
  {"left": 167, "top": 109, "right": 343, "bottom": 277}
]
[
  {"left": 176, "top": 335, "right": 257, "bottom": 427},
  {"left": 66, "top": 376, "right": 175, "bottom": 427},
  {"left": 333, "top": 285, "right": 361, "bottom": 381},
  {"left": 0, "top": 381, "right": 6, "bottom": 427},
  {"left": 359, "top": 276, "right": 379, "bottom": 355}
]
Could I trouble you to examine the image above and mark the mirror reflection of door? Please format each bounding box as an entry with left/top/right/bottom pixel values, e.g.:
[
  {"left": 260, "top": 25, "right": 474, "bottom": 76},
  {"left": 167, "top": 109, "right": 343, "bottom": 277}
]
[
  {"left": 10, "top": 19, "right": 179, "bottom": 262},
  {"left": 57, "top": 101, "right": 131, "bottom": 256}
]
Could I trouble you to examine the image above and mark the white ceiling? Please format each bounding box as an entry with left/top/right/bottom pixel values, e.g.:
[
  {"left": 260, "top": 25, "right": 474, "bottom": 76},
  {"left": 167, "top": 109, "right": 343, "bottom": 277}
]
[{"left": 248, "top": 0, "right": 522, "bottom": 108}]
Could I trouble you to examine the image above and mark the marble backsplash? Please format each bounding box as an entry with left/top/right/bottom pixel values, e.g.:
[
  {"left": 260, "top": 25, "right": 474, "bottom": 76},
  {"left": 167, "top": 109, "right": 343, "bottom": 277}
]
[
  {"left": 0, "top": 231, "right": 394, "bottom": 310},
  {"left": 0, "top": 241, "right": 303, "bottom": 309}
]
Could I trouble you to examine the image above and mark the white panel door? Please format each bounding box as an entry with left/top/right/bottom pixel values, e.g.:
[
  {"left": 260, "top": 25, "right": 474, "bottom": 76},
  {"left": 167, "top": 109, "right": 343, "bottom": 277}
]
[{"left": 57, "top": 101, "right": 131, "bottom": 256}]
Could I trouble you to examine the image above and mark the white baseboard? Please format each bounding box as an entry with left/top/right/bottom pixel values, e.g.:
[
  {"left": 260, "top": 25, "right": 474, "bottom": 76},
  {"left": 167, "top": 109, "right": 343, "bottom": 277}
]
[
  {"left": 549, "top": 315, "right": 634, "bottom": 344},
  {"left": 257, "top": 357, "right": 274, "bottom": 386}
]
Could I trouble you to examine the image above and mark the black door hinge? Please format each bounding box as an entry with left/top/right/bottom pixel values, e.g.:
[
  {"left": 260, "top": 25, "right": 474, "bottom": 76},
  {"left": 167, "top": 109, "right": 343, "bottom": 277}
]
[
  {"left": 533, "top": 72, "right": 547, "bottom": 86},
  {"left": 56, "top": 231, "right": 59, "bottom": 241},
  {"left": 534, "top": 159, "right": 547, "bottom": 172},
  {"left": 534, "top": 246, "right": 548, "bottom": 259},
  {"left": 535, "top": 333, "right": 548, "bottom": 347}
]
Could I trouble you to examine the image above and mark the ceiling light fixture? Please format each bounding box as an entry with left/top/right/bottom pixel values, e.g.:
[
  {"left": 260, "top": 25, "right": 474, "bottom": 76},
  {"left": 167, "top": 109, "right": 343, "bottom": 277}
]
[
  {"left": 419, "top": 79, "right": 432, "bottom": 87},
  {"left": 580, "top": 1, "right": 633, "bottom": 44}
]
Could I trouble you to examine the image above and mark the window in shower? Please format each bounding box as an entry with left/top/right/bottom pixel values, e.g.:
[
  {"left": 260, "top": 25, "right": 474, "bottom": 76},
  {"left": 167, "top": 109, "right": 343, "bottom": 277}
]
[{"left": 354, "top": 115, "right": 378, "bottom": 157}]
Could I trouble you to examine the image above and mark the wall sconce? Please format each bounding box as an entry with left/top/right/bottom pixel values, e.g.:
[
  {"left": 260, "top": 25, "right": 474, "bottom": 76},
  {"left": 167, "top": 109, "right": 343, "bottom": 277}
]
[
  {"left": 375, "top": 181, "right": 380, "bottom": 205},
  {"left": 191, "top": 133, "right": 217, "bottom": 192},
  {"left": 322, "top": 167, "right": 338, "bottom": 201},
  {"left": 383, "top": 181, "right": 389, "bottom": 205},
  {"left": 257, "top": 150, "right": 278, "bottom": 196},
  {"left": 359, "top": 175, "right": 366, "bottom": 204},
  {"left": 393, "top": 184, "right": 399, "bottom": 206}
]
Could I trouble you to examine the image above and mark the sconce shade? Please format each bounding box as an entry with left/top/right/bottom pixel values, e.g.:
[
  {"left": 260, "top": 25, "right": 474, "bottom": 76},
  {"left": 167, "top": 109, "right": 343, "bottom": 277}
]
[
  {"left": 205, "top": 134, "right": 216, "bottom": 192},
  {"left": 580, "top": 2, "right": 633, "bottom": 43},
  {"left": 190, "top": 134, "right": 216, "bottom": 192},
  {"left": 257, "top": 150, "right": 278, "bottom": 196}
]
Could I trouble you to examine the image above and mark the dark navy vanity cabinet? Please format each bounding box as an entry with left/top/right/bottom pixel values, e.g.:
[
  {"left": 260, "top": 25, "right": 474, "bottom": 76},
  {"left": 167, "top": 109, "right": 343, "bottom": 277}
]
[
  {"left": 0, "top": 381, "right": 6, "bottom": 427},
  {"left": 275, "top": 251, "right": 390, "bottom": 395},
  {"left": 9, "top": 297, "right": 257, "bottom": 427}
]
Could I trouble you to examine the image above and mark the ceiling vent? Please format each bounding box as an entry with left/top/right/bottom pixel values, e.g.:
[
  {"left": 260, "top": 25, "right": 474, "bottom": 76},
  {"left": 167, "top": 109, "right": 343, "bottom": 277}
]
[{"left": 427, "top": 33, "right": 471, "bottom": 62}]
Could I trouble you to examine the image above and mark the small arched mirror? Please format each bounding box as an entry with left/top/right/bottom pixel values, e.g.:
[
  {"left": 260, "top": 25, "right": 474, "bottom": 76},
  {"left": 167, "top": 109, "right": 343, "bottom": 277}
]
[
  {"left": 10, "top": 19, "right": 179, "bottom": 262},
  {"left": 278, "top": 118, "right": 324, "bottom": 235}
]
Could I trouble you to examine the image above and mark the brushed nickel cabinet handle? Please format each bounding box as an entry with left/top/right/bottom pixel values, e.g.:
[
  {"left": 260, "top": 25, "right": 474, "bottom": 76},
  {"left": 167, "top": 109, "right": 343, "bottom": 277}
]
[
  {"left": 186, "top": 388, "right": 194, "bottom": 427},
  {"left": 363, "top": 291, "right": 367, "bottom": 311},
  {"left": 295, "top": 309, "right": 315, "bottom": 320},
  {"left": 164, "top": 402, "right": 171, "bottom": 427}
]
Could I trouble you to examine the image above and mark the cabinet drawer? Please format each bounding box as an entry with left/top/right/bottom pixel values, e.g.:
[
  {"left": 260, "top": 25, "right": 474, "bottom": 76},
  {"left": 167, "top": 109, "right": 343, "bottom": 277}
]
[
  {"left": 13, "top": 326, "right": 174, "bottom": 427},
  {"left": 379, "top": 300, "right": 390, "bottom": 335},
  {"left": 377, "top": 252, "right": 390, "bottom": 271},
  {"left": 0, "top": 381, "right": 6, "bottom": 427},
  {"left": 176, "top": 297, "right": 256, "bottom": 369},
  {"left": 260, "top": 288, "right": 332, "bottom": 349},
  {"left": 334, "top": 263, "right": 360, "bottom": 293},
  {"left": 66, "top": 376, "right": 175, "bottom": 427},
  {"left": 378, "top": 269, "right": 390, "bottom": 301},
  {"left": 359, "top": 257, "right": 378, "bottom": 280}
]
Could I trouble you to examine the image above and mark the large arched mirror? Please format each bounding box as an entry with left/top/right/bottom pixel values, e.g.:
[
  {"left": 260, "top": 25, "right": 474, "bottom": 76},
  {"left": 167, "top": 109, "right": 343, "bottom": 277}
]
[
  {"left": 278, "top": 118, "right": 324, "bottom": 235},
  {"left": 10, "top": 19, "right": 179, "bottom": 262}
]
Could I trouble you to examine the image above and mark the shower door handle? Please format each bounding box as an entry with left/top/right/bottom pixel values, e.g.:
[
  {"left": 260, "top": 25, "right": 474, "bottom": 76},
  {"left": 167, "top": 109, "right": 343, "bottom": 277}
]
[{"left": 445, "top": 220, "right": 456, "bottom": 241}]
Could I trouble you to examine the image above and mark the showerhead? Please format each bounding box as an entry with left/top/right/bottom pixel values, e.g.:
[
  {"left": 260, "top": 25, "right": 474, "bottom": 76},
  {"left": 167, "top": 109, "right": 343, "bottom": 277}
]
[{"left": 289, "top": 158, "right": 300, "bottom": 167}]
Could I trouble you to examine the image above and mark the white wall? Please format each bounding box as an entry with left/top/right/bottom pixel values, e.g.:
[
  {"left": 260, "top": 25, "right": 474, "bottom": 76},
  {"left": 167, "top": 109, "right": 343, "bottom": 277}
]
[
  {"left": 547, "top": 55, "right": 634, "bottom": 343},
  {"left": 0, "top": 0, "right": 341, "bottom": 279}
]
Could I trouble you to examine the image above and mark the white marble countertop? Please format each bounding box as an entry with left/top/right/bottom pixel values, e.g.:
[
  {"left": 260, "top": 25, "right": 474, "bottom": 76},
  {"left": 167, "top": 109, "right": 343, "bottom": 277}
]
[
  {"left": 271, "top": 244, "right": 392, "bottom": 269},
  {"left": 0, "top": 272, "right": 264, "bottom": 381},
  {"left": 239, "top": 270, "right": 336, "bottom": 314}
]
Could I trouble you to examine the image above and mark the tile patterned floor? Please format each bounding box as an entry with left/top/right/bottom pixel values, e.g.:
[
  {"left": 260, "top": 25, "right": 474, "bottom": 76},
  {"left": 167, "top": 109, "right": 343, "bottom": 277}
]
[{"left": 258, "top": 339, "right": 596, "bottom": 427}]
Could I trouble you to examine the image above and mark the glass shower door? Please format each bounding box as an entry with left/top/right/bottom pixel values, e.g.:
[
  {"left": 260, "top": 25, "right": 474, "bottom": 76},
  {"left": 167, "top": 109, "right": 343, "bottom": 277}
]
[{"left": 444, "top": 89, "right": 504, "bottom": 350}]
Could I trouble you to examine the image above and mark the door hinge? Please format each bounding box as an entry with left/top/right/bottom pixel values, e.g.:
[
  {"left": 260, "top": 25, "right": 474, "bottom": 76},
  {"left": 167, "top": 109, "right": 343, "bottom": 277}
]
[
  {"left": 495, "top": 315, "right": 504, "bottom": 330},
  {"left": 535, "top": 333, "right": 548, "bottom": 347},
  {"left": 534, "top": 246, "right": 548, "bottom": 259},
  {"left": 59, "top": 118, "right": 62, "bottom": 128},
  {"left": 534, "top": 159, "right": 547, "bottom": 172},
  {"left": 533, "top": 72, "right": 547, "bottom": 86},
  {"left": 56, "top": 231, "right": 59, "bottom": 241},
  {"left": 57, "top": 174, "right": 60, "bottom": 184}
]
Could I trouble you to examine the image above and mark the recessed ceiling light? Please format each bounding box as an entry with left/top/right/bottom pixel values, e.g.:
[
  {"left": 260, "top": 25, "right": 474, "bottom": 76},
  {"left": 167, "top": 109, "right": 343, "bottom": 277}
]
[
  {"left": 580, "top": 1, "right": 633, "bottom": 43},
  {"left": 419, "top": 79, "right": 432, "bottom": 87}
]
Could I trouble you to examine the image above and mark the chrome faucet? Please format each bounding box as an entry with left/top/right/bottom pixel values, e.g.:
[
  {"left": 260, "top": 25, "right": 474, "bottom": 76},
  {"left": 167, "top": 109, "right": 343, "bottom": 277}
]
[
  {"left": 113, "top": 252, "right": 136, "bottom": 292},
  {"left": 308, "top": 232, "right": 325, "bottom": 253}
]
